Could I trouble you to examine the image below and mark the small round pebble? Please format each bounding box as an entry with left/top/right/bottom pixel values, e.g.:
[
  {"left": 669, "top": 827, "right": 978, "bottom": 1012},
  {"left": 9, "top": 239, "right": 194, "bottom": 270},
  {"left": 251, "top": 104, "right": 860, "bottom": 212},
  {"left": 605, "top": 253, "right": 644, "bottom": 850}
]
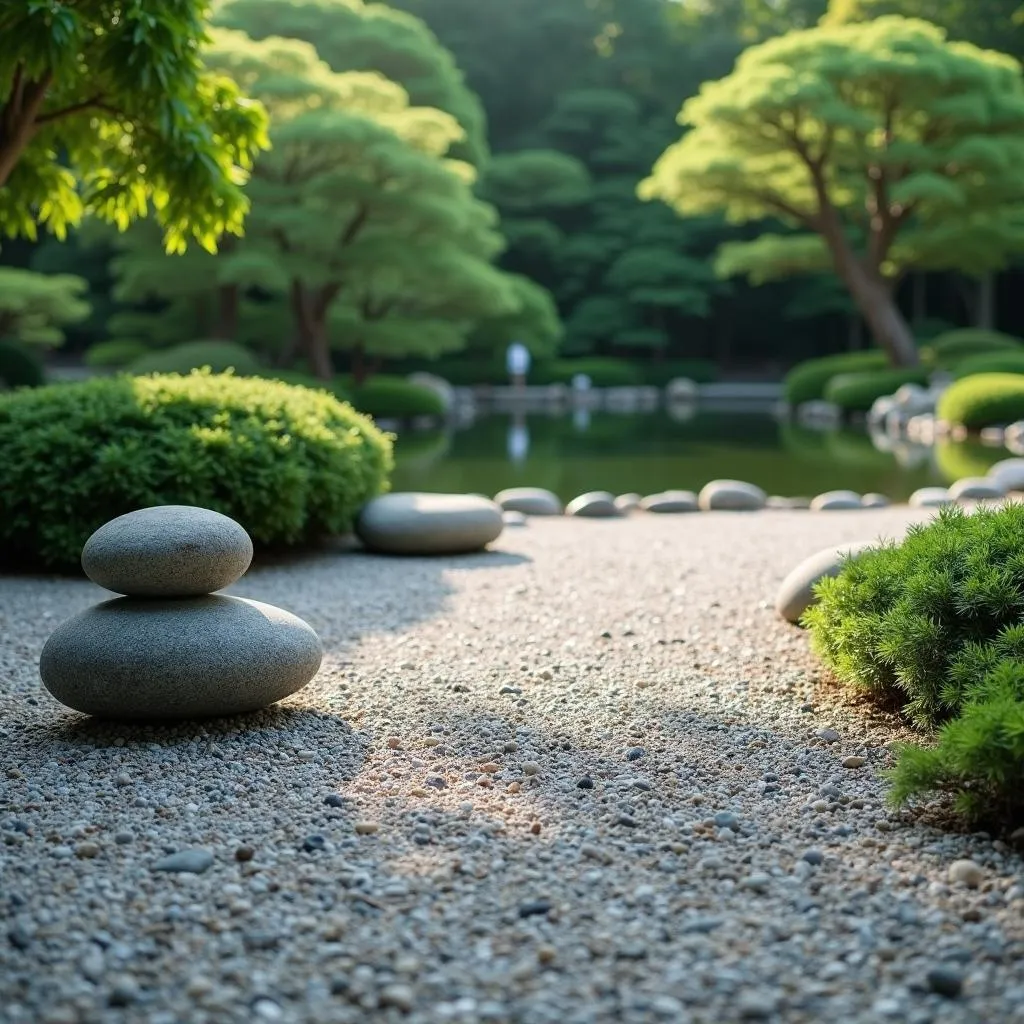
[
  {"left": 926, "top": 966, "right": 965, "bottom": 998},
  {"left": 948, "top": 859, "right": 985, "bottom": 888}
]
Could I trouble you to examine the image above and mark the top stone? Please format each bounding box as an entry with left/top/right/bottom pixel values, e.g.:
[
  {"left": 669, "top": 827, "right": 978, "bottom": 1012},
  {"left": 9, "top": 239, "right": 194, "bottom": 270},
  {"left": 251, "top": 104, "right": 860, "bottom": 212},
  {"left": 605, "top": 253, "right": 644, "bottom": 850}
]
[{"left": 81, "top": 506, "right": 254, "bottom": 597}]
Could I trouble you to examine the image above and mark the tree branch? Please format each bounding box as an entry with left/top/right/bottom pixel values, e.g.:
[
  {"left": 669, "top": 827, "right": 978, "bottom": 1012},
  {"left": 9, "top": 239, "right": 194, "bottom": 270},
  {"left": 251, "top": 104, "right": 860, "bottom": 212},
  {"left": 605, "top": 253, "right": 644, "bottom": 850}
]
[{"left": 35, "top": 94, "right": 106, "bottom": 125}]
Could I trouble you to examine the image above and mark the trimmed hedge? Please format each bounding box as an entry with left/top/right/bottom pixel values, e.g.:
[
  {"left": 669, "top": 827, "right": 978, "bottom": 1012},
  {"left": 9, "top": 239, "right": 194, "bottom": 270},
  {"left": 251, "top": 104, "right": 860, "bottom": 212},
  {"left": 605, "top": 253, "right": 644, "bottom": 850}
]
[
  {"left": 824, "top": 368, "right": 931, "bottom": 412},
  {"left": 922, "top": 329, "right": 1022, "bottom": 368},
  {"left": 341, "top": 375, "right": 446, "bottom": 419},
  {"left": 0, "top": 371, "right": 392, "bottom": 570},
  {"left": 936, "top": 373, "right": 1024, "bottom": 429},
  {"left": 128, "top": 340, "right": 263, "bottom": 376},
  {"left": 805, "top": 504, "right": 1024, "bottom": 823},
  {"left": 952, "top": 351, "right": 1024, "bottom": 379},
  {"left": 84, "top": 339, "right": 149, "bottom": 369},
  {"left": 783, "top": 351, "right": 891, "bottom": 405},
  {"left": 0, "top": 340, "right": 45, "bottom": 388}
]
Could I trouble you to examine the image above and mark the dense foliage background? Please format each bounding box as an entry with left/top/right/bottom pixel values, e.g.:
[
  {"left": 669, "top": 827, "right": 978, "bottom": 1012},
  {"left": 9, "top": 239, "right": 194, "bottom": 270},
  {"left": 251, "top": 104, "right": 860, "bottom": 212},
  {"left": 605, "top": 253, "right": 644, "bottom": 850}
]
[{"left": 6, "top": 0, "right": 1024, "bottom": 379}]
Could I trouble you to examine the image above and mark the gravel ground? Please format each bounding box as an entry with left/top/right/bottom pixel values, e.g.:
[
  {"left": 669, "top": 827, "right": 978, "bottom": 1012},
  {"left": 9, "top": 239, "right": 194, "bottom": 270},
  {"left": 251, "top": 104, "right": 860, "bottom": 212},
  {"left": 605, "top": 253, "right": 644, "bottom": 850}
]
[{"left": 3, "top": 509, "right": 1024, "bottom": 1024}]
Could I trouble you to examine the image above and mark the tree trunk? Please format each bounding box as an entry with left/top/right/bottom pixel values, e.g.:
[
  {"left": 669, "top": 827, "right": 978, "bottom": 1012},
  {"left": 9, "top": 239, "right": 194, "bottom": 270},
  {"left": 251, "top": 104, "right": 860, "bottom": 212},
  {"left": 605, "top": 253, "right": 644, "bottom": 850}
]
[
  {"left": 289, "top": 280, "right": 333, "bottom": 381},
  {"left": 351, "top": 344, "right": 368, "bottom": 386},
  {"left": 912, "top": 272, "right": 927, "bottom": 325},
  {"left": 214, "top": 285, "right": 239, "bottom": 340},
  {"left": 846, "top": 314, "right": 864, "bottom": 352},
  {"left": 0, "top": 71, "right": 53, "bottom": 187},
  {"left": 976, "top": 273, "right": 996, "bottom": 329}
]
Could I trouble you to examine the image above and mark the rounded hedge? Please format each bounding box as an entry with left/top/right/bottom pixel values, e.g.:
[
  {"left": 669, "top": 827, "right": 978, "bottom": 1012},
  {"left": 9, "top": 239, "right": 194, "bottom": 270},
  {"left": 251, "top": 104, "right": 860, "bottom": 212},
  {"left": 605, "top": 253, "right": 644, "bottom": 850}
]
[
  {"left": 936, "top": 373, "right": 1024, "bottom": 429},
  {"left": 922, "top": 329, "right": 1022, "bottom": 368},
  {"left": 952, "top": 351, "right": 1024, "bottom": 379},
  {"left": 0, "top": 371, "right": 393, "bottom": 570},
  {"left": 824, "top": 367, "right": 931, "bottom": 412},
  {"left": 128, "top": 340, "right": 263, "bottom": 376},
  {"left": 84, "top": 339, "right": 150, "bottom": 369},
  {"left": 342, "top": 375, "right": 446, "bottom": 419},
  {"left": 783, "top": 351, "right": 890, "bottom": 406}
]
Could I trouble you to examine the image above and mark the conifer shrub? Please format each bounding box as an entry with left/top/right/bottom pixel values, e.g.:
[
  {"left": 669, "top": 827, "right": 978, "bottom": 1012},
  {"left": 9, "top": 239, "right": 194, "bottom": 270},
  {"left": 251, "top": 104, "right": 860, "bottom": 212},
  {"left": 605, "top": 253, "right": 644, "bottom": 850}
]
[
  {"left": 806, "top": 504, "right": 1024, "bottom": 822},
  {"left": 341, "top": 375, "right": 446, "bottom": 419},
  {"left": 783, "top": 351, "right": 890, "bottom": 405},
  {"left": 804, "top": 504, "right": 1024, "bottom": 728},
  {"left": 936, "top": 373, "right": 1024, "bottom": 429},
  {"left": 0, "top": 371, "right": 392, "bottom": 570},
  {"left": 922, "top": 329, "right": 1022, "bottom": 368},
  {"left": 824, "top": 368, "right": 930, "bottom": 412},
  {"left": 84, "top": 339, "right": 149, "bottom": 369}
]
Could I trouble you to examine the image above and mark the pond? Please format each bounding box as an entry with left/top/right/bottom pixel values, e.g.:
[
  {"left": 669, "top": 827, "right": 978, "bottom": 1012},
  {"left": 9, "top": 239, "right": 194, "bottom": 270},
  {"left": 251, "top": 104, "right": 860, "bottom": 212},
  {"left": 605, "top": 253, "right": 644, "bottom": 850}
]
[{"left": 390, "top": 408, "right": 1008, "bottom": 502}]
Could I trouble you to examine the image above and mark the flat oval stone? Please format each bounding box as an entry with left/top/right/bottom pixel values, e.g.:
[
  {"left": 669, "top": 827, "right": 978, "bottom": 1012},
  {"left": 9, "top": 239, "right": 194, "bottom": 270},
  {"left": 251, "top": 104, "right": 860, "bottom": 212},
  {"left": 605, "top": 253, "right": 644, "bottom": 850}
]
[
  {"left": 40, "top": 596, "right": 322, "bottom": 720},
  {"left": 82, "top": 506, "right": 253, "bottom": 597},
  {"left": 356, "top": 493, "right": 503, "bottom": 555},
  {"left": 810, "top": 490, "right": 862, "bottom": 511},
  {"left": 566, "top": 491, "right": 620, "bottom": 518},
  {"left": 494, "top": 487, "right": 563, "bottom": 516},
  {"left": 640, "top": 490, "right": 699, "bottom": 514},
  {"left": 948, "top": 477, "right": 1005, "bottom": 501},
  {"left": 909, "top": 487, "right": 952, "bottom": 509},
  {"left": 776, "top": 542, "right": 877, "bottom": 624},
  {"left": 861, "top": 493, "right": 891, "bottom": 509},
  {"left": 989, "top": 458, "right": 1024, "bottom": 492},
  {"left": 698, "top": 479, "right": 767, "bottom": 512},
  {"left": 614, "top": 493, "right": 642, "bottom": 513}
]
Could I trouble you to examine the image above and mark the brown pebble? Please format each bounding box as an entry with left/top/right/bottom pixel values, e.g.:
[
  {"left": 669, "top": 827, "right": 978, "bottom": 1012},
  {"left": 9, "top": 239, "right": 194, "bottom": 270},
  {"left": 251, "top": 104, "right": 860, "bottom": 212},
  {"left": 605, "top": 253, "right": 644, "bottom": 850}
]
[
  {"left": 235, "top": 845, "right": 255, "bottom": 862},
  {"left": 479, "top": 762, "right": 501, "bottom": 773},
  {"left": 409, "top": 788, "right": 429, "bottom": 798},
  {"left": 387, "top": 736, "right": 401, "bottom": 749},
  {"left": 75, "top": 842, "right": 99, "bottom": 859},
  {"left": 537, "top": 944, "right": 557, "bottom": 964},
  {"left": 507, "top": 781, "right": 522, "bottom": 794},
  {"left": 530, "top": 821, "right": 542, "bottom": 835},
  {"left": 423, "top": 737, "right": 441, "bottom": 747},
  {"left": 843, "top": 756, "right": 867, "bottom": 769}
]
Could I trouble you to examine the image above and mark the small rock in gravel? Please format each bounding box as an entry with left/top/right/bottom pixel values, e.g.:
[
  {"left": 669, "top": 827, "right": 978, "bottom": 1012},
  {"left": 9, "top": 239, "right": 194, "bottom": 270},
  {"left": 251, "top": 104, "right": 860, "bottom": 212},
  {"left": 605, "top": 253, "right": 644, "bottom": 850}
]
[
  {"left": 75, "top": 841, "right": 99, "bottom": 859},
  {"left": 926, "top": 966, "right": 965, "bottom": 998},
  {"left": 842, "top": 755, "right": 867, "bottom": 768},
  {"left": 235, "top": 845, "right": 255, "bottom": 862},
  {"left": 114, "top": 831, "right": 134, "bottom": 845},
  {"left": 302, "top": 834, "right": 326, "bottom": 852},
  {"left": 107, "top": 975, "right": 139, "bottom": 1007},
  {"left": 324, "top": 793, "right": 345, "bottom": 807},
  {"left": 714, "top": 811, "right": 739, "bottom": 830},
  {"left": 153, "top": 848, "right": 214, "bottom": 874},
  {"left": 380, "top": 983, "right": 415, "bottom": 1012},
  {"left": 616, "top": 814, "right": 638, "bottom": 828},
  {"left": 355, "top": 821, "right": 380, "bottom": 835},
  {"left": 741, "top": 872, "right": 771, "bottom": 892},
  {"left": 522, "top": 761, "right": 540, "bottom": 776},
  {"left": 802, "top": 849, "right": 824, "bottom": 866},
  {"left": 576, "top": 776, "right": 594, "bottom": 789},
  {"left": 626, "top": 747, "right": 647, "bottom": 761},
  {"left": 519, "top": 899, "right": 552, "bottom": 919},
  {"left": 816, "top": 729, "right": 841, "bottom": 743},
  {"left": 949, "top": 859, "right": 985, "bottom": 888}
]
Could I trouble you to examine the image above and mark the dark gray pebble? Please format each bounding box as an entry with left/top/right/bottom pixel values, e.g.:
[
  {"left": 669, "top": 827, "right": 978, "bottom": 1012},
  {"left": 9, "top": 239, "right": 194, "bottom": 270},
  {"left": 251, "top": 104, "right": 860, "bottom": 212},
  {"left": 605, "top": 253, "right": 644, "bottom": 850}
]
[
  {"left": 626, "top": 747, "right": 647, "bottom": 761},
  {"left": 518, "top": 899, "right": 553, "bottom": 919},
  {"left": 927, "top": 967, "right": 964, "bottom": 998}
]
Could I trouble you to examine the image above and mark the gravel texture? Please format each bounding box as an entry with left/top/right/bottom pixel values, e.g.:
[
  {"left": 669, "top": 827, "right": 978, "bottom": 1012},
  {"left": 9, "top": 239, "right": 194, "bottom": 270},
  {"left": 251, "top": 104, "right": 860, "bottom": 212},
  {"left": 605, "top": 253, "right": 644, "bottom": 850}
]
[{"left": 3, "top": 508, "right": 1024, "bottom": 1024}]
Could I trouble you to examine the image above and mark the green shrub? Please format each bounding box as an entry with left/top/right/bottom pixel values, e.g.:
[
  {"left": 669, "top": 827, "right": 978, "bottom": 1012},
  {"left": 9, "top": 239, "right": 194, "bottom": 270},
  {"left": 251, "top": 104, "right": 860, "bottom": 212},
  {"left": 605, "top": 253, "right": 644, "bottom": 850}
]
[
  {"left": 936, "top": 373, "right": 1024, "bottom": 429},
  {"left": 84, "top": 339, "right": 149, "bottom": 369},
  {"left": 824, "top": 368, "right": 931, "bottom": 412},
  {"left": 341, "top": 375, "right": 445, "bottom": 419},
  {"left": 952, "top": 351, "right": 1024, "bottom": 379},
  {"left": 0, "top": 370, "right": 392, "bottom": 570},
  {"left": 783, "top": 351, "right": 891, "bottom": 405},
  {"left": 805, "top": 504, "right": 1024, "bottom": 728},
  {"left": 128, "top": 340, "right": 263, "bottom": 376},
  {"left": 922, "top": 329, "right": 1022, "bottom": 368},
  {"left": 0, "top": 340, "right": 45, "bottom": 388},
  {"left": 888, "top": 668, "right": 1024, "bottom": 823},
  {"left": 535, "top": 358, "right": 644, "bottom": 387}
]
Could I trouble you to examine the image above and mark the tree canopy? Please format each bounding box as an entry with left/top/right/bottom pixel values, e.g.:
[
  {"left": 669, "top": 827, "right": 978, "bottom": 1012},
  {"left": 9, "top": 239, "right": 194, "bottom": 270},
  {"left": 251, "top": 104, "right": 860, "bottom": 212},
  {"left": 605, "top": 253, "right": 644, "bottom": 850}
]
[
  {"left": 641, "top": 15, "right": 1024, "bottom": 365},
  {"left": 0, "top": 0, "right": 268, "bottom": 252},
  {"left": 0, "top": 267, "right": 90, "bottom": 344}
]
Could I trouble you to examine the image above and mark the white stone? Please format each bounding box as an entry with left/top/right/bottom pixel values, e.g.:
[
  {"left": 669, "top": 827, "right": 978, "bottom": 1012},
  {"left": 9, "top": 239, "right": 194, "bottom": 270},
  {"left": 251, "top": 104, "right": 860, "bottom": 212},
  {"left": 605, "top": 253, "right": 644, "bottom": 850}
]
[
  {"left": 861, "top": 493, "right": 891, "bottom": 509},
  {"left": 566, "top": 492, "right": 620, "bottom": 518},
  {"left": 909, "top": 487, "right": 952, "bottom": 509},
  {"left": 356, "top": 493, "right": 503, "bottom": 555},
  {"left": 640, "top": 490, "right": 699, "bottom": 514},
  {"left": 494, "top": 487, "right": 563, "bottom": 516},
  {"left": 988, "top": 459, "right": 1024, "bottom": 493},
  {"left": 948, "top": 477, "right": 1006, "bottom": 502},
  {"left": 775, "top": 542, "right": 877, "bottom": 624},
  {"left": 698, "top": 480, "right": 767, "bottom": 512},
  {"left": 810, "top": 490, "right": 862, "bottom": 511}
]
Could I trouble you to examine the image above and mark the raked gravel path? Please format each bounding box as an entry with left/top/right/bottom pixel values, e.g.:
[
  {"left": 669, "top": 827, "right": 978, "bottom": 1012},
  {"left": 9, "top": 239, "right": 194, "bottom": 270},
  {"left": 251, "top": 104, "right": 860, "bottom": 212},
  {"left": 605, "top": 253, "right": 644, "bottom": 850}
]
[{"left": 3, "top": 509, "right": 1024, "bottom": 1024}]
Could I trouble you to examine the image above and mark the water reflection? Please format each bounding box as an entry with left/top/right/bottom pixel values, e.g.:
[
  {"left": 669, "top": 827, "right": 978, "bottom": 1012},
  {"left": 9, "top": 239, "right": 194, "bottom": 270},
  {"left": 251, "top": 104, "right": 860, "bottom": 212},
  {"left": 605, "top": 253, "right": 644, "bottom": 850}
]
[{"left": 390, "top": 408, "right": 1010, "bottom": 502}]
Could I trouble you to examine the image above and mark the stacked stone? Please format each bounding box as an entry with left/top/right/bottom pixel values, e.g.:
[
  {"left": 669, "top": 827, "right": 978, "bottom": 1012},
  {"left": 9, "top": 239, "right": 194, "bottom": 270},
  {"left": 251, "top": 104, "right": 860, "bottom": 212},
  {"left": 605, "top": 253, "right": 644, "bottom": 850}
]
[{"left": 40, "top": 506, "right": 323, "bottom": 721}]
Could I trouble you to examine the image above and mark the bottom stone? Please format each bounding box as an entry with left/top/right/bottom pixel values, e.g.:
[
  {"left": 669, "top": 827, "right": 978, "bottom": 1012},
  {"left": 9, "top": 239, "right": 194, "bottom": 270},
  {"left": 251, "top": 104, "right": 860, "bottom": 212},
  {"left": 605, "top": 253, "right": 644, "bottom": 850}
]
[{"left": 39, "top": 596, "right": 323, "bottom": 720}]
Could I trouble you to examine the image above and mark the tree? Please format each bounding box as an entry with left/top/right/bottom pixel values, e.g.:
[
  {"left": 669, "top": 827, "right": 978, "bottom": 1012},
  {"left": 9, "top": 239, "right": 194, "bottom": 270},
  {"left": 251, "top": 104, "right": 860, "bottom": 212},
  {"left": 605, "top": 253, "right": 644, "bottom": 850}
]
[
  {"left": 641, "top": 17, "right": 1024, "bottom": 366},
  {"left": 0, "top": 268, "right": 90, "bottom": 344},
  {"left": 0, "top": 1, "right": 268, "bottom": 252},
  {"left": 212, "top": 0, "right": 488, "bottom": 166}
]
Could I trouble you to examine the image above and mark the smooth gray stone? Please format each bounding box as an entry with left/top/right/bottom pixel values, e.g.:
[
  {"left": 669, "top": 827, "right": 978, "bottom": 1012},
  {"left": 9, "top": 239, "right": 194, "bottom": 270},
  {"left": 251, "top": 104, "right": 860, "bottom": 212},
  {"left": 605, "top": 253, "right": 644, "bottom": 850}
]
[
  {"left": 566, "top": 491, "right": 620, "bottom": 518},
  {"left": 861, "top": 493, "right": 891, "bottom": 509},
  {"left": 614, "top": 493, "right": 642, "bottom": 513},
  {"left": 948, "top": 477, "right": 1005, "bottom": 501},
  {"left": 989, "top": 458, "right": 1024, "bottom": 492},
  {"left": 776, "top": 541, "right": 877, "bottom": 624},
  {"left": 153, "top": 849, "right": 214, "bottom": 874},
  {"left": 356, "top": 493, "right": 503, "bottom": 555},
  {"left": 698, "top": 479, "right": 767, "bottom": 512},
  {"left": 40, "top": 596, "right": 322, "bottom": 721},
  {"left": 766, "top": 496, "right": 811, "bottom": 510},
  {"left": 909, "top": 487, "right": 952, "bottom": 509},
  {"left": 810, "top": 490, "right": 862, "bottom": 511},
  {"left": 502, "top": 510, "right": 528, "bottom": 528},
  {"left": 494, "top": 487, "right": 563, "bottom": 516},
  {"left": 640, "top": 490, "right": 699, "bottom": 514},
  {"left": 82, "top": 505, "right": 253, "bottom": 597}
]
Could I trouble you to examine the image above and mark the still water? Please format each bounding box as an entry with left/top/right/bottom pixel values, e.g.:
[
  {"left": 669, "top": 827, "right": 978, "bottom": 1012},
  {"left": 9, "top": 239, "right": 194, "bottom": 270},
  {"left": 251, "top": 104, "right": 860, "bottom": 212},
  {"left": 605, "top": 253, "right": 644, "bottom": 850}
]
[{"left": 390, "top": 409, "right": 1006, "bottom": 503}]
